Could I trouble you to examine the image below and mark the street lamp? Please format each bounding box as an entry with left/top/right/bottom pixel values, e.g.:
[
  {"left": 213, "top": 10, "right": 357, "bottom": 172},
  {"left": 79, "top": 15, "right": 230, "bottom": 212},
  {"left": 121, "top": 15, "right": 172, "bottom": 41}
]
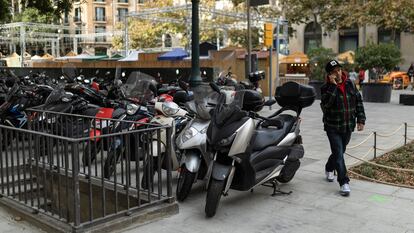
[{"left": 189, "top": 0, "right": 202, "bottom": 87}]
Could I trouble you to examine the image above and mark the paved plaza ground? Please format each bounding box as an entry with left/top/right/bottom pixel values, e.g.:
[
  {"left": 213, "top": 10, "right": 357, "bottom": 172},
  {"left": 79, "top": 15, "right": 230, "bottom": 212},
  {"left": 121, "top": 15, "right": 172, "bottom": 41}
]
[{"left": 1, "top": 89, "right": 414, "bottom": 233}]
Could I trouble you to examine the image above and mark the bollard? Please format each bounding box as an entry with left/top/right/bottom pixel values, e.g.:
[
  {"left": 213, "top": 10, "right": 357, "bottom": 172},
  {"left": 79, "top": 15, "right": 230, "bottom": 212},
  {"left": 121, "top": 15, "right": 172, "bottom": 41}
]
[
  {"left": 404, "top": 122, "right": 408, "bottom": 145},
  {"left": 374, "top": 132, "right": 377, "bottom": 159}
]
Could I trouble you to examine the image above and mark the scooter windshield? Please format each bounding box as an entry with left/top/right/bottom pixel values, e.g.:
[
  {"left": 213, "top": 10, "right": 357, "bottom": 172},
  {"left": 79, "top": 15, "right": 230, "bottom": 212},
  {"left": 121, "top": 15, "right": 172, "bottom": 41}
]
[
  {"left": 191, "top": 83, "right": 220, "bottom": 120},
  {"left": 122, "top": 71, "right": 156, "bottom": 104},
  {"left": 62, "top": 63, "right": 78, "bottom": 83},
  {"left": 44, "top": 88, "right": 66, "bottom": 106}
]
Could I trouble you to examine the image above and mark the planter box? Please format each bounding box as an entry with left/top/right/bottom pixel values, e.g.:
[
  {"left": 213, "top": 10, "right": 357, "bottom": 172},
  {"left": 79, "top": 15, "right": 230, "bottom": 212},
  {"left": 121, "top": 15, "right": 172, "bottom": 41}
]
[
  {"left": 308, "top": 80, "right": 324, "bottom": 100},
  {"left": 400, "top": 94, "right": 414, "bottom": 105},
  {"left": 361, "top": 83, "right": 392, "bottom": 103}
]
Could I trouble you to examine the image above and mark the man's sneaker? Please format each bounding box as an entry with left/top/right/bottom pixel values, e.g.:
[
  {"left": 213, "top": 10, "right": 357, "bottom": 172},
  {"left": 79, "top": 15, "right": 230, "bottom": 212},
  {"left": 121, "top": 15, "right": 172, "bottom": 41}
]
[
  {"left": 340, "top": 183, "right": 351, "bottom": 196},
  {"left": 325, "top": 171, "right": 334, "bottom": 182}
]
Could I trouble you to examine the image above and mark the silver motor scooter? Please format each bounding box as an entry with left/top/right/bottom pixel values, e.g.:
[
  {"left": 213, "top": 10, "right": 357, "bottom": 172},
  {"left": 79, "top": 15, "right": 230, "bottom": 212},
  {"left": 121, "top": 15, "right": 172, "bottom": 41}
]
[
  {"left": 175, "top": 84, "right": 222, "bottom": 201},
  {"left": 204, "top": 82, "right": 315, "bottom": 217}
]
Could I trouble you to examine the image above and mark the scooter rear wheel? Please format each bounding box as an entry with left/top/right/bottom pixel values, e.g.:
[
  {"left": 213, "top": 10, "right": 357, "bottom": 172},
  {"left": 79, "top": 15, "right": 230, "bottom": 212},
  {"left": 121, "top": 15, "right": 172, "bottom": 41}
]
[
  {"left": 276, "top": 160, "right": 300, "bottom": 183},
  {"left": 205, "top": 179, "right": 225, "bottom": 218},
  {"left": 82, "top": 142, "right": 99, "bottom": 166},
  {"left": 176, "top": 165, "right": 196, "bottom": 202}
]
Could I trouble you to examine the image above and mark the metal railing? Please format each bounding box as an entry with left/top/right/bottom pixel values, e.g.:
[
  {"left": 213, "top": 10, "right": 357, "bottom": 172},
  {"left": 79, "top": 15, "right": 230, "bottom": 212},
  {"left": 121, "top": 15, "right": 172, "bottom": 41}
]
[{"left": 0, "top": 110, "right": 174, "bottom": 232}]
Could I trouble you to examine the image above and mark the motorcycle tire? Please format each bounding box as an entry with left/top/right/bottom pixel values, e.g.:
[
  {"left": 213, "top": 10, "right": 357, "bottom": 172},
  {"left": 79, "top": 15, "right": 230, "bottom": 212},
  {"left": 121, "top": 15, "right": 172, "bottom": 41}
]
[
  {"left": 141, "top": 158, "right": 157, "bottom": 190},
  {"left": 276, "top": 159, "right": 301, "bottom": 183},
  {"left": 205, "top": 179, "right": 225, "bottom": 218},
  {"left": 82, "top": 142, "right": 99, "bottom": 166},
  {"left": 176, "top": 165, "right": 197, "bottom": 202},
  {"left": 35, "top": 136, "right": 51, "bottom": 157},
  {"left": 103, "top": 147, "right": 122, "bottom": 179}
]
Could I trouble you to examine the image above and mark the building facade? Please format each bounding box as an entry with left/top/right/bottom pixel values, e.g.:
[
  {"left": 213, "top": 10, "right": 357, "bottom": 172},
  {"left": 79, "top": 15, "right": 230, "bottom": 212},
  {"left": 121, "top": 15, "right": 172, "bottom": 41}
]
[
  {"left": 67, "top": 0, "right": 147, "bottom": 55},
  {"left": 288, "top": 22, "right": 414, "bottom": 69}
]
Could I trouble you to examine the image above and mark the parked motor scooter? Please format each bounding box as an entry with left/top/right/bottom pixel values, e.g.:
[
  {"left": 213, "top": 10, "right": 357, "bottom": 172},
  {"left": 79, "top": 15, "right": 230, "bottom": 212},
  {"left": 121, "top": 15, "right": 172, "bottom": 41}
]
[
  {"left": 204, "top": 82, "right": 315, "bottom": 217},
  {"left": 175, "top": 83, "right": 233, "bottom": 201}
]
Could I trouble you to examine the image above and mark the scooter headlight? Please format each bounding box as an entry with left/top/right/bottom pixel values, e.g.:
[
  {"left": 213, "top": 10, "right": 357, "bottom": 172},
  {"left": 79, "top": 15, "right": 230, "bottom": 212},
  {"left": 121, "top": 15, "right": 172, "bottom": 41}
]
[
  {"left": 182, "top": 127, "right": 198, "bottom": 143},
  {"left": 126, "top": 103, "right": 139, "bottom": 115},
  {"left": 162, "top": 102, "right": 179, "bottom": 116}
]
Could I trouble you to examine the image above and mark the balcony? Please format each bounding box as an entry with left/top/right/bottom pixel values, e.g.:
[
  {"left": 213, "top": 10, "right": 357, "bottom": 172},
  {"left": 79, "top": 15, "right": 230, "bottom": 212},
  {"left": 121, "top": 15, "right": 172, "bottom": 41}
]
[
  {"left": 94, "top": 16, "right": 107, "bottom": 22},
  {"left": 74, "top": 16, "right": 82, "bottom": 23},
  {"left": 95, "top": 36, "right": 107, "bottom": 43}
]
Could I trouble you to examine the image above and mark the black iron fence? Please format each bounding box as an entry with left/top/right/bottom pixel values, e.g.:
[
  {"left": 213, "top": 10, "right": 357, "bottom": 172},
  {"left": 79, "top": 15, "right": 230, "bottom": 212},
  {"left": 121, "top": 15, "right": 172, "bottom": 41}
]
[{"left": 0, "top": 110, "right": 175, "bottom": 232}]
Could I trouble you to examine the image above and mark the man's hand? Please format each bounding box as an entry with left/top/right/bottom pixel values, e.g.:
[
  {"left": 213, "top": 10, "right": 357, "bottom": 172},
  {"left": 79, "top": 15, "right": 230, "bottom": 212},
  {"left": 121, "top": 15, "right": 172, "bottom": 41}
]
[
  {"left": 357, "top": 123, "right": 364, "bottom": 131},
  {"left": 329, "top": 74, "right": 337, "bottom": 85}
]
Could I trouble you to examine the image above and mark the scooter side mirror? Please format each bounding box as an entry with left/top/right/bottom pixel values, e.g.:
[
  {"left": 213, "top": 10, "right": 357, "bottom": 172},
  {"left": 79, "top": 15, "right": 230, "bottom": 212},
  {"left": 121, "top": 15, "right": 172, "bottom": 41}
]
[
  {"left": 210, "top": 82, "right": 221, "bottom": 93},
  {"left": 114, "top": 79, "right": 123, "bottom": 87},
  {"left": 178, "top": 80, "right": 189, "bottom": 92},
  {"left": 264, "top": 99, "right": 276, "bottom": 106}
]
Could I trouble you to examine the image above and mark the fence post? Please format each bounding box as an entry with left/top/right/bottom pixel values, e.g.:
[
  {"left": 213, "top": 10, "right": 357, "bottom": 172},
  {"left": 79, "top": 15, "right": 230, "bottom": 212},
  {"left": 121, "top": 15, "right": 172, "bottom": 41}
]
[
  {"left": 404, "top": 122, "right": 408, "bottom": 145},
  {"left": 165, "top": 127, "right": 173, "bottom": 201},
  {"left": 71, "top": 142, "right": 81, "bottom": 226},
  {"left": 374, "top": 132, "right": 377, "bottom": 159}
]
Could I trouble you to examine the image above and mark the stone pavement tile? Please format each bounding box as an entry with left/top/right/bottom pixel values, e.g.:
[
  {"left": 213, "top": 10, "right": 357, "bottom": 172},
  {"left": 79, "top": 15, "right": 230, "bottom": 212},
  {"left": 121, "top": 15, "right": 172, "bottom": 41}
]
[
  {"left": 392, "top": 187, "right": 414, "bottom": 201},
  {"left": 332, "top": 200, "right": 403, "bottom": 225},
  {"left": 350, "top": 179, "right": 401, "bottom": 196}
]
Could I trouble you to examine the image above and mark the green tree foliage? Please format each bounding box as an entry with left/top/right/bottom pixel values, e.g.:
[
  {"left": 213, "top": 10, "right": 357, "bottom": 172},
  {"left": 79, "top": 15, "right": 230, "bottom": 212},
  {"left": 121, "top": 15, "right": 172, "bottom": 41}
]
[
  {"left": 307, "top": 47, "right": 335, "bottom": 81},
  {"left": 113, "top": 0, "right": 279, "bottom": 50},
  {"left": 354, "top": 43, "right": 402, "bottom": 71},
  {"left": 320, "top": 0, "right": 414, "bottom": 43},
  {"left": 12, "top": 0, "right": 74, "bottom": 23},
  {"left": 279, "top": 0, "right": 335, "bottom": 47},
  {"left": 0, "top": 0, "right": 11, "bottom": 23},
  {"left": 13, "top": 7, "right": 54, "bottom": 23},
  {"left": 364, "top": 0, "right": 414, "bottom": 41},
  {"left": 113, "top": 0, "right": 188, "bottom": 50}
]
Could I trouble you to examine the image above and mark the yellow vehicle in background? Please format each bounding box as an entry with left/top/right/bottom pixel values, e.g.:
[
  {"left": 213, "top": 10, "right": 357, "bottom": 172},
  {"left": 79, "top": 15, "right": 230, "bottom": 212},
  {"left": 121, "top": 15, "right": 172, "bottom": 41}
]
[{"left": 380, "top": 71, "right": 411, "bottom": 89}]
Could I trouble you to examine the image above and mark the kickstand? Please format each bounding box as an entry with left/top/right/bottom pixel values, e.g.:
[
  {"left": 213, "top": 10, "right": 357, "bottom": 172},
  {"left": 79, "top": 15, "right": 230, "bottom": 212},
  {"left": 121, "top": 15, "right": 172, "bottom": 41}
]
[{"left": 269, "top": 180, "right": 292, "bottom": 196}]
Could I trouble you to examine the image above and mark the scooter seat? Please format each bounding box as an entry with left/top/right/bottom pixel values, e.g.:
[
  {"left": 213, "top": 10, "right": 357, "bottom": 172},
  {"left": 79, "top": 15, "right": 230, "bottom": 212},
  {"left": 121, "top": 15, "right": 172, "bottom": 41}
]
[{"left": 252, "top": 114, "right": 296, "bottom": 151}]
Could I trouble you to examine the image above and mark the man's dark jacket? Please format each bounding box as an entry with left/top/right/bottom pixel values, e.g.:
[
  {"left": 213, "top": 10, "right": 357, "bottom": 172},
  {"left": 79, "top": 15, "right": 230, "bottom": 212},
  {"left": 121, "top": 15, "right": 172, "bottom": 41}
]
[{"left": 320, "top": 76, "right": 366, "bottom": 133}]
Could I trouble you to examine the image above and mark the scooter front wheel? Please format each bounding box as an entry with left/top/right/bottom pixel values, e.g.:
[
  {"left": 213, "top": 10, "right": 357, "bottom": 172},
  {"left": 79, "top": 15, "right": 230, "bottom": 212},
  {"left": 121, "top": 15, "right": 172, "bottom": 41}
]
[
  {"left": 103, "top": 147, "right": 122, "bottom": 179},
  {"left": 205, "top": 179, "right": 225, "bottom": 218},
  {"left": 176, "top": 165, "right": 196, "bottom": 202}
]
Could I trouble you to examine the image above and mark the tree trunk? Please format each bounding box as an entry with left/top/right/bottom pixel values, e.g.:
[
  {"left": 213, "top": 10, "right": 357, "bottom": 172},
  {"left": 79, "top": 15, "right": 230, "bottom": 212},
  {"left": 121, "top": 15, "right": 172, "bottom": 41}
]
[{"left": 391, "top": 29, "right": 396, "bottom": 43}]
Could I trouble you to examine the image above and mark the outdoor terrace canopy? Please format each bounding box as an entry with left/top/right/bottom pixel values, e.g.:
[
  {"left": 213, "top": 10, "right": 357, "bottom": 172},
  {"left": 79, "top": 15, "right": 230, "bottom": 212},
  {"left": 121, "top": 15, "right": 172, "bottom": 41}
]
[{"left": 158, "top": 48, "right": 189, "bottom": 61}]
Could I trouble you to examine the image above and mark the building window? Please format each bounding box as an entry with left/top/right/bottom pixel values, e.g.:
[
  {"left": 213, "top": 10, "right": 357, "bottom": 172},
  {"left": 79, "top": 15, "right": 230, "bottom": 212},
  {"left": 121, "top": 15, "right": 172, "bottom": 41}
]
[
  {"left": 118, "top": 0, "right": 128, "bottom": 3},
  {"left": 378, "top": 28, "right": 401, "bottom": 48},
  {"left": 95, "top": 7, "right": 106, "bottom": 21},
  {"left": 117, "top": 8, "right": 128, "bottom": 21},
  {"left": 304, "top": 22, "right": 322, "bottom": 54},
  {"left": 165, "top": 34, "right": 172, "bottom": 47},
  {"left": 95, "top": 0, "right": 105, "bottom": 2},
  {"left": 339, "top": 26, "right": 359, "bottom": 53},
  {"left": 95, "top": 26, "right": 106, "bottom": 42},
  {"left": 138, "top": 0, "right": 145, "bottom": 4},
  {"left": 74, "top": 8, "right": 81, "bottom": 22},
  {"left": 76, "top": 28, "right": 83, "bottom": 42}
]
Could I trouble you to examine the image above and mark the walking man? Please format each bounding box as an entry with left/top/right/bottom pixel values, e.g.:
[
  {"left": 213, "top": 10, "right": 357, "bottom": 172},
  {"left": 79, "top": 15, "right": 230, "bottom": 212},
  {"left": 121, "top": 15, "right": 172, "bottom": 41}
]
[{"left": 320, "top": 60, "right": 366, "bottom": 196}]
